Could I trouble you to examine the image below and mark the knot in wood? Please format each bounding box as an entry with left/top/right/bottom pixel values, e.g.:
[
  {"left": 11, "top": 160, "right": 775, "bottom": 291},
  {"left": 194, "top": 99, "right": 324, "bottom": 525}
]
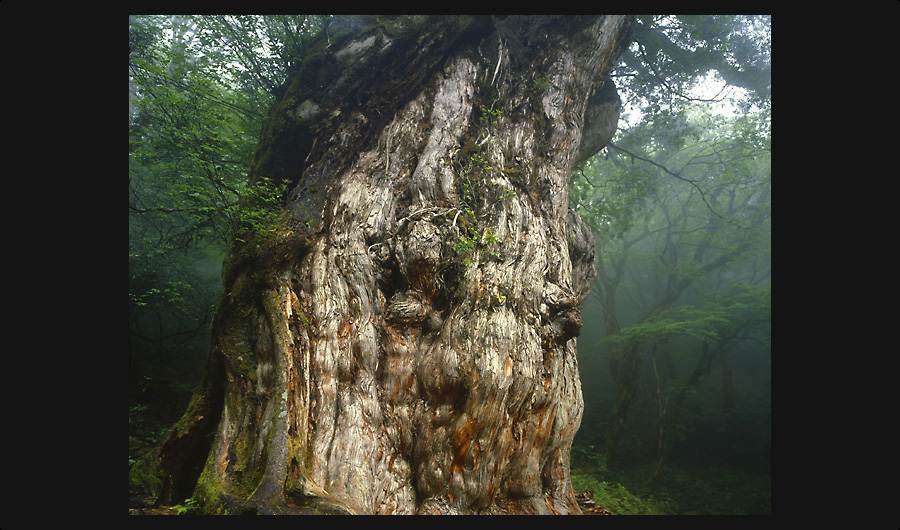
[{"left": 386, "top": 290, "right": 429, "bottom": 324}]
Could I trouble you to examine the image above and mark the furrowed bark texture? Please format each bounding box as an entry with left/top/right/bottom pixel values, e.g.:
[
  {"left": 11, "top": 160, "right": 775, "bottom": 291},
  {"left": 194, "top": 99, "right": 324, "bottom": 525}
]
[{"left": 153, "top": 15, "right": 633, "bottom": 515}]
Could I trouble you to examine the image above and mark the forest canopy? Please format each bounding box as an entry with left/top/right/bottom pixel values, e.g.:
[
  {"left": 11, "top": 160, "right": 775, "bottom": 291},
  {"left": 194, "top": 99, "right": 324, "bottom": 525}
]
[{"left": 129, "top": 15, "right": 770, "bottom": 515}]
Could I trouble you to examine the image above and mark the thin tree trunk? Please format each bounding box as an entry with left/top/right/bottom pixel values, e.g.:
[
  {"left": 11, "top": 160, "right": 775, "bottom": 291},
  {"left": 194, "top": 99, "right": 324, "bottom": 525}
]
[
  {"left": 720, "top": 348, "right": 734, "bottom": 412},
  {"left": 601, "top": 224, "right": 754, "bottom": 461},
  {"left": 138, "top": 15, "right": 634, "bottom": 515}
]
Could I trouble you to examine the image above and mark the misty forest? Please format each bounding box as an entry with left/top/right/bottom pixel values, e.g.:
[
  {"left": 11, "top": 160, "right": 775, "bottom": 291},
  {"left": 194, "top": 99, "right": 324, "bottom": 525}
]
[{"left": 129, "top": 15, "right": 770, "bottom": 515}]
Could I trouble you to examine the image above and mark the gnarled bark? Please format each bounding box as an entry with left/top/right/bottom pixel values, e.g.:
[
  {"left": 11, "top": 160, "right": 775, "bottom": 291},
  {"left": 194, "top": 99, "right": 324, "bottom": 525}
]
[{"left": 143, "top": 15, "right": 634, "bottom": 515}]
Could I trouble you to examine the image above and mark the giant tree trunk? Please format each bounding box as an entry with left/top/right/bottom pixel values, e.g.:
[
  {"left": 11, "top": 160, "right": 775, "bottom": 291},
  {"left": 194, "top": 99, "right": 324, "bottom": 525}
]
[{"left": 142, "top": 15, "right": 633, "bottom": 515}]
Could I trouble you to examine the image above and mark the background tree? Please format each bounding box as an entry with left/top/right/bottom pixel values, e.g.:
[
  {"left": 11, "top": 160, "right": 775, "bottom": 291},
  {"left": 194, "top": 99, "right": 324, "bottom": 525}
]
[
  {"left": 566, "top": 15, "right": 770, "bottom": 471},
  {"left": 129, "top": 15, "right": 324, "bottom": 436},
  {"left": 563, "top": 16, "right": 769, "bottom": 513},
  {"left": 568, "top": 100, "right": 769, "bottom": 512},
  {"left": 647, "top": 280, "right": 770, "bottom": 482},
  {"left": 133, "top": 15, "right": 635, "bottom": 515},
  {"left": 598, "top": 108, "right": 770, "bottom": 463}
]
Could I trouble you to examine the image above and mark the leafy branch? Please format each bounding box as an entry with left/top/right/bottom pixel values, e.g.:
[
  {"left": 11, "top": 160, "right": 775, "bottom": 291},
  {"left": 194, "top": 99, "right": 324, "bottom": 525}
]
[{"left": 598, "top": 305, "right": 728, "bottom": 347}]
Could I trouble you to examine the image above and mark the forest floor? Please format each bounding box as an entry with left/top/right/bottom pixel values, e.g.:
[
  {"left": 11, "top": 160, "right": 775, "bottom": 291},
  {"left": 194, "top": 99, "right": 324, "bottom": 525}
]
[
  {"left": 129, "top": 371, "right": 769, "bottom": 516},
  {"left": 129, "top": 484, "right": 180, "bottom": 515},
  {"left": 129, "top": 369, "right": 201, "bottom": 515},
  {"left": 569, "top": 445, "right": 771, "bottom": 515}
]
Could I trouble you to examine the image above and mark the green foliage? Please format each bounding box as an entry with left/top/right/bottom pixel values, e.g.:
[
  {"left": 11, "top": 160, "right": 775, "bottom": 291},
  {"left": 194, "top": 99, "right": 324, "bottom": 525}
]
[
  {"left": 129, "top": 15, "right": 325, "bottom": 249},
  {"left": 599, "top": 305, "right": 729, "bottom": 347},
  {"left": 129, "top": 457, "right": 163, "bottom": 494},
  {"left": 452, "top": 225, "right": 501, "bottom": 268},
  {"left": 570, "top": 449, "right": 674, "bottom": 515},
  {"left": 570, "top": 436, "right": 770, "bottom": 514},
  {"left": 231, "top": 176, "right": 292, "bottom": 243},
  {"left": 698, "top": 281, "right": 771, "bottom": 338},
  {"left": 129, "top": 16, "right": 325, "bottom": 373},
  {"left": 172, "top": 498, "right": 198, "bottom": 515},
  {"left": 532, "top": 76, "right": 550, "bottom": 91},
  {"left": 571, "top": 15, "right": 771, "bottom": 241},
  {"left": 129, "top": 18, "right": 265, "bottom": 249},
  {"left": 129, "top": 373, "right": 197, "bottom": 448},
  {"left": 450, "top": 106, "right": 509, "bottom": 268},
  {"left": 623, "top": 15, "right": 771, "bottom": 114},
  {"left": 569, "top": 154, "right": 655, "bottom": 239},
  {"left": 596, "top": 281, "right": 770, "bottom": 360},
  {"left": 580, "top": 476, "right": 673, "bottom": 515}
]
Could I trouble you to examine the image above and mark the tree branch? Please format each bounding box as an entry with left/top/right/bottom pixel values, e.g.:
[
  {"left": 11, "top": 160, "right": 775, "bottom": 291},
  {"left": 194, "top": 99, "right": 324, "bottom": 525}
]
[{"left": 607, "top": 142, "right": 748, "bottom": 229}]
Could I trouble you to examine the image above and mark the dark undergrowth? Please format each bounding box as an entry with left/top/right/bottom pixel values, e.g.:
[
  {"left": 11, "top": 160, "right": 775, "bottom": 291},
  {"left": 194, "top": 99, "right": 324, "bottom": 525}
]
[
  {"left": 129, "top": 370, "right": 197, "bottom": 463},
  {"left": 569, "top": 440, "right": 771, "bottom": 515}
]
